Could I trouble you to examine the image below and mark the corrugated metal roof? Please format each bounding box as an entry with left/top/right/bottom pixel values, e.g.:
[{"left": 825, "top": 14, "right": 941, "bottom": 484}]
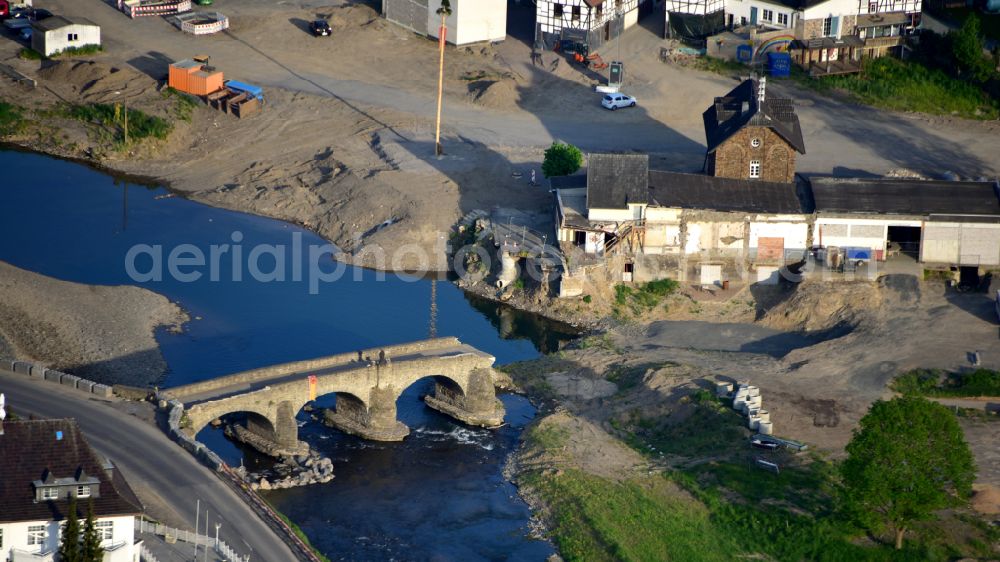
[
  {"left": 809, "top": 177, "right": 1000, "bottom": 218},
  {"left": 648, "top": 170, "right": 806, "bottom": 214}
]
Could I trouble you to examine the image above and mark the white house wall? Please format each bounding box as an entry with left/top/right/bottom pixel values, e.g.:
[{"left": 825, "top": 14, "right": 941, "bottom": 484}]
[
  {"left": 0, "top": 515, "right": 134, "bottom": 562},
  {"left": 922, "top": 223, "right": 1000, "bottom": 266},
  {"left": 802, "top": 0, "right": 858, "bottom": 21},
  {"left": 858, "top": 0, "right": 921, "bottom": 16},
  {"left": 33, "top": 23, "right": 101, "bottom": 57},
  {"left": 426, "top": 0, "right": 507, "bottom": 45},
  {"left": 726, "top": 0, "right": 800, "bottom": 29},
  {"left": 537, "top": 0, "right": 639, "bottom": 34},
  {"left": 748, "top": 221, "right": 809, "bottom": 250}
]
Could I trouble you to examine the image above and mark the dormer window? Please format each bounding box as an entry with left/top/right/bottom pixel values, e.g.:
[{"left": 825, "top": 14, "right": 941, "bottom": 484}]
[
  {"left": 77, "top": 485, "right": 91, "bottom": 498},
  {"left": 41, "top": 487, "right": 59, "bottom": 500}
]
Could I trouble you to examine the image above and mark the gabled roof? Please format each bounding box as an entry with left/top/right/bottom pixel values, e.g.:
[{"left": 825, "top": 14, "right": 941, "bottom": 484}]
[
  {"left": 0, "top": 419, "right": 142, "bottom": 523},
  {"left": 703, "top": 78, "right": 806, "bottom": 155},
  {"left": 586, "top": 153, "right": 649, "bottom": 210},
  {"left": 648, "top": 170, "right": 807, "bottom": 214},
  {"left": 809, "top": 177, "right": 1000, "bottom": 219}
]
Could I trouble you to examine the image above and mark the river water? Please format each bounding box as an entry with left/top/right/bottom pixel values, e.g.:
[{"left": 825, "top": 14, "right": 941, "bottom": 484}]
[{"left": 0, "top": 149, "right": 569, "bottom": 560}]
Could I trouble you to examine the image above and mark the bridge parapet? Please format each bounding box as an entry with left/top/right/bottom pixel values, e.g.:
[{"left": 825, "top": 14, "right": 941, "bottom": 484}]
[{"left": 165, "top": 337, "right": 467, "bottom": 400}]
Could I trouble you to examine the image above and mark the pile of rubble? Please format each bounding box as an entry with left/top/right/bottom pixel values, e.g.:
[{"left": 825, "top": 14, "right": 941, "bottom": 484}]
[{"left": 241, "top": 450, "right": 334, "bottom": 491}]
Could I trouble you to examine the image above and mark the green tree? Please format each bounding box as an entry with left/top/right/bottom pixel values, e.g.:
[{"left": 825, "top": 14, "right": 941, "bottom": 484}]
[
  {"left": 842, "top": 396, "right": 975, "bottom": 550},
  {"left": 542, "top": 142, "right": 583, "bottom": 178},
  {"left": 951, "top": 14, "right": 993, "bottom": 82},
  {"left": 81, "top": 500, "right": 104, "bottom": 562},
  {"left": 58, "top": 495, "right": 82, "bottom": 562}
]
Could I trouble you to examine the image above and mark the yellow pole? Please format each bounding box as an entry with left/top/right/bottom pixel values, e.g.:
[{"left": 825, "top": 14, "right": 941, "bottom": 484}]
[{"left": 434, "top": 13, "right": 446, "bottom": 156}]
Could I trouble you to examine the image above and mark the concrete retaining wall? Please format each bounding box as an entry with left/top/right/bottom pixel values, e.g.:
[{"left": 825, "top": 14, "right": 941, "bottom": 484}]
[{"left": 1, "top": 361, "right": 122, "bottom": 400}]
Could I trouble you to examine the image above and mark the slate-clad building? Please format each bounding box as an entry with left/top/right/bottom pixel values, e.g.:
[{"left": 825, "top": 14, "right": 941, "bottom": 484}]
[
  {"left": 0, "top": 419, "right": 142, "bottom": 562},
  {"left": 551, "top": 76, "right": 1000, "bottom": 293}
]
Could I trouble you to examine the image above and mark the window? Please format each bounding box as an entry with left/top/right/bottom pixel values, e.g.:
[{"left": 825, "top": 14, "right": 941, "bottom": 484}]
[
  {"left": 95, "top": 521, "right": 113, "bottom": 541},
  {"left": 762, "top": 9, "right": 773, "bottom": 22},
  {"left": 67, "top": 33, "right": 78, "bottom": 42},
  {"left": 749, "top": 160, "right": 761, "bottom": 178},
  {"left": 28, "top": 525, "right": 47, "bottom": 546},
  {"left": 77, "top": 485, "right": 90, "bottom": 498},
  {"left": 553, "top": 3, "right": 563, "bottom": 18},
  {"left": 868, "top": 0, "right": 878, "bottom": 11},
  {"left": 41, "top": 487, "right": 59, "bottom": 500},
  {"left": 572, "top": 5, "right": 581, "bottom": 21},
  {"left": 823, "top": 17, "right": 832, "bottom": 36},
  {"left": 596, "top": 4, "right": 603, "bottom": 17},
  {"left": 750, "top": 137, "right": 761, "bottom": 148},
  {"left": 778, "top": 13, "right": 788, "bottom": 25}
]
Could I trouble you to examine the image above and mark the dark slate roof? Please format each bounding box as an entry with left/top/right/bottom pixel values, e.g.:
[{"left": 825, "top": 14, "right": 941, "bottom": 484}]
[
  {"left": 648, "top": 170, "right": 806, "bottom": 214},
  {"left": 33, "top": 16, "right": 98, "bottom": 32},
  {"left": 809, "top": 177, "right": 1000, "bottom": 218},
  {"left": 0, "top": 420, "right": 142, "bottom": 523},
  {"left": 703, "top": 78, "right": 806, "bottom": 155},
  {"left": 586, "top": 153, "right": 649, "bottom": 210}
]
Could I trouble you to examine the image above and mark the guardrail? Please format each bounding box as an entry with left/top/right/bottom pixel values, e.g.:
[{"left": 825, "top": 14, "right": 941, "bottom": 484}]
[{"left": 1, "top": 359, "right": 114, "bottom": 398}]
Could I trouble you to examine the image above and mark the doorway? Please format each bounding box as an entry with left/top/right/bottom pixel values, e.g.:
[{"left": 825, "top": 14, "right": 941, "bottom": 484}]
[{"left": 887, "top": 226, "right": 921, "bottom": 258}]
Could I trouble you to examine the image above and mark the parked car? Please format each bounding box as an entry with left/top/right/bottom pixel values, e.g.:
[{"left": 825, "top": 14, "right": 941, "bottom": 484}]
[
  {"left": 3, "top": 16, "right": 31, "bottom": 30},
  {"left": 30, "top": 8, "right": 52, "bottom": 20},
  {"left": 601, "top": 93, "right": 636, "bottom": 111},
  {"left": 310, "top": 19, "right": 331, "bottom": 37}
]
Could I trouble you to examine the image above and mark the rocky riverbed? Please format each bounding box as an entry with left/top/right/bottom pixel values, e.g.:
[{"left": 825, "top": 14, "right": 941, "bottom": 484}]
[{"left": 237, "top": 449, "right": 335, "bottom": 491}]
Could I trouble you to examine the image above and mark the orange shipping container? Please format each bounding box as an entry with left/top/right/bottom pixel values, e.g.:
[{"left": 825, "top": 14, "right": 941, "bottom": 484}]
[
  {"left": 187, "top": 69, "right": 224, "bottom": 96},
  {"left": 168, "top": 59, "right": 202, "bottom": 93}
]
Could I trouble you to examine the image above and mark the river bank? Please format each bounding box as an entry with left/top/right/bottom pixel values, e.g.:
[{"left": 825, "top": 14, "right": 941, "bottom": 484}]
[{"left": 0, "top": 261, "right": 187, "bottom": 385}]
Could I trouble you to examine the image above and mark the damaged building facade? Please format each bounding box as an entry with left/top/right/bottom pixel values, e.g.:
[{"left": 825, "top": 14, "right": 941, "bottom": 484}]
[{"left": 553, "top": 77, "right": 1000, "bottom": 297}]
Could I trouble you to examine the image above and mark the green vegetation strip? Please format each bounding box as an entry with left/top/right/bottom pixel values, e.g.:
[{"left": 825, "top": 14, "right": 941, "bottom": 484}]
[
  {"left": 891, "top": 368, "right": 1000, "bottom": 397},
  {"left": 0, "top": 102, "right": 24, "bottom": 136},
  {"left": 63, "top": 103, "right": 172, "bottom": 142},
  {"left": 614, "top": 279, "right": 678, "bottom": 317},
  {"left": 272, "top": 510, "right": 332, "bottom": 562},
  {"left": 522, "top": 469, "right": 738, "bottom": 562},
  {"left": 814, "top": 57, "right": 999, "bottom": 120}
]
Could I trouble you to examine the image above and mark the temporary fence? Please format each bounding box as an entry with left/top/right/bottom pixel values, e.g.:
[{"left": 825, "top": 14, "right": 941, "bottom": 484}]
[{"left": 137, "top": 518, "right": 248, "bottom": 562}]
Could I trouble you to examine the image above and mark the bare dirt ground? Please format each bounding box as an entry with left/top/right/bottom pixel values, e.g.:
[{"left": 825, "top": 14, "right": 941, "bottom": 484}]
[
  {"left": 506, "top": 276, "right": 1000, "bottom": 497},
  {"left": 0, "top": 262, "right": 188, "bottom": 385},
  {"left": 2, "top": 0, "right": 999, "bottom": 272}
]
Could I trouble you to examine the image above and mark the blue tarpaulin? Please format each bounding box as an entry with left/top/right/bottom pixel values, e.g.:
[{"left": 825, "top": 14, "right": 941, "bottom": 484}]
[{"left": 224, "top": 80, "right": 264, "bottom": 101}]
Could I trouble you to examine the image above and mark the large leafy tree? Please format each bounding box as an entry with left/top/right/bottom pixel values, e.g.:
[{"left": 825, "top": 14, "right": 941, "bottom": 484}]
[
  {"left": 542, "top": 142, "right": 583, "bottom": 178},
  {"left": 58, "top": 495, "right": 82, "bottom": 562},
  {"left": 842, "top": 396, "right": 975, "bottom": 549},
  {"left": 81, "top": 500, "right": 105, "bottom": 562},
  {"left": 950, "top": 14, "right": 994, "bottom": 82}
]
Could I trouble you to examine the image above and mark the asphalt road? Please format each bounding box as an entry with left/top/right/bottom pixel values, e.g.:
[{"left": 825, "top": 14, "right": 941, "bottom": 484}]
[{"left": 0, "top": 370, "right": 297, "bottom": 562}]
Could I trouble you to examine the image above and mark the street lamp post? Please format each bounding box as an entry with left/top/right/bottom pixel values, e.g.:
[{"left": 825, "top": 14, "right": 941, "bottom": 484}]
[{"left": 434, "top": 0, "right": 452, "bottom": 156}]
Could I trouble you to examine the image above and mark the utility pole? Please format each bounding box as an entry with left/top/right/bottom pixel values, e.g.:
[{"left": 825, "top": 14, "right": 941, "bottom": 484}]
[
  {"left": 434, "top": 0, "right": 452, "bottom": 156},
  {"left": 194, "top": 499, "right": 200, "bottom": 559}
]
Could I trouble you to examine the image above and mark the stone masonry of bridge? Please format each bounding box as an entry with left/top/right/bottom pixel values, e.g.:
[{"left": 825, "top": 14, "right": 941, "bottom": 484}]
[{"left": 163, "top": 338, "right": 506, "bottom": 456}]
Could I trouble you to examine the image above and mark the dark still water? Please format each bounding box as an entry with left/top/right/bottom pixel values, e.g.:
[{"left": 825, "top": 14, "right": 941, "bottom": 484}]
[{"left": 0, "top": 149, "right": 568, "bottom": 560}]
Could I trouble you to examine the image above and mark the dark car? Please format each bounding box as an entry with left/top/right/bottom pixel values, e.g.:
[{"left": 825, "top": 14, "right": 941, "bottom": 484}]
[
  {"left": 31, "top": 8, "right": 53, "bottom": 20},
  {"left": 310, "top": 19, "right": 331, "bottom": 37}
]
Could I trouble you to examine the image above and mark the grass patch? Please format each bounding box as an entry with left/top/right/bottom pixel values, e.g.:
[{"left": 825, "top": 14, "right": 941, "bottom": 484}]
[
  {"left": 619, "top": 390, "right": 747, "bottom": 457},
  {"left": 54, "top": 44, "right": 103, "bottom": 57},
  {"left": 684, "top": 56, "right": 748, "bottom": 76},
  {"left": 18, "top": 48, "right": 43, "bottom": 61},
  {"left": 527, "top": 423, "right": 570, "bottom": 451},
  {"left": 523, "top": 469, "right": 739, "bottom": 562},
  {"left": 810, "top": 57, "right": 999, "bottom": 120},
  {"left": 272, "top": 510, "right": 332, "bottom": 562},
  {"left": 0, "top": 102, "right": 24, "bottom": 136},
  {"left": 614, "top": 278, "right": 679, "bottom": 317},
  {"left": 891, "top": 368, "right": 1000, "bottom": 397},
  {"left": 163, "top": 87, "right": 199, "bottom": 122},
  {"left": 63, "top": 103, "right": 172, "bottom": 144}
]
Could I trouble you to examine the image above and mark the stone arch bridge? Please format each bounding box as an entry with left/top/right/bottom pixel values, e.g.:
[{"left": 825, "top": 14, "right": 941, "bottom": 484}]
[{"left": 163, "top": 338, "right": 505, "bottom": 456}]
